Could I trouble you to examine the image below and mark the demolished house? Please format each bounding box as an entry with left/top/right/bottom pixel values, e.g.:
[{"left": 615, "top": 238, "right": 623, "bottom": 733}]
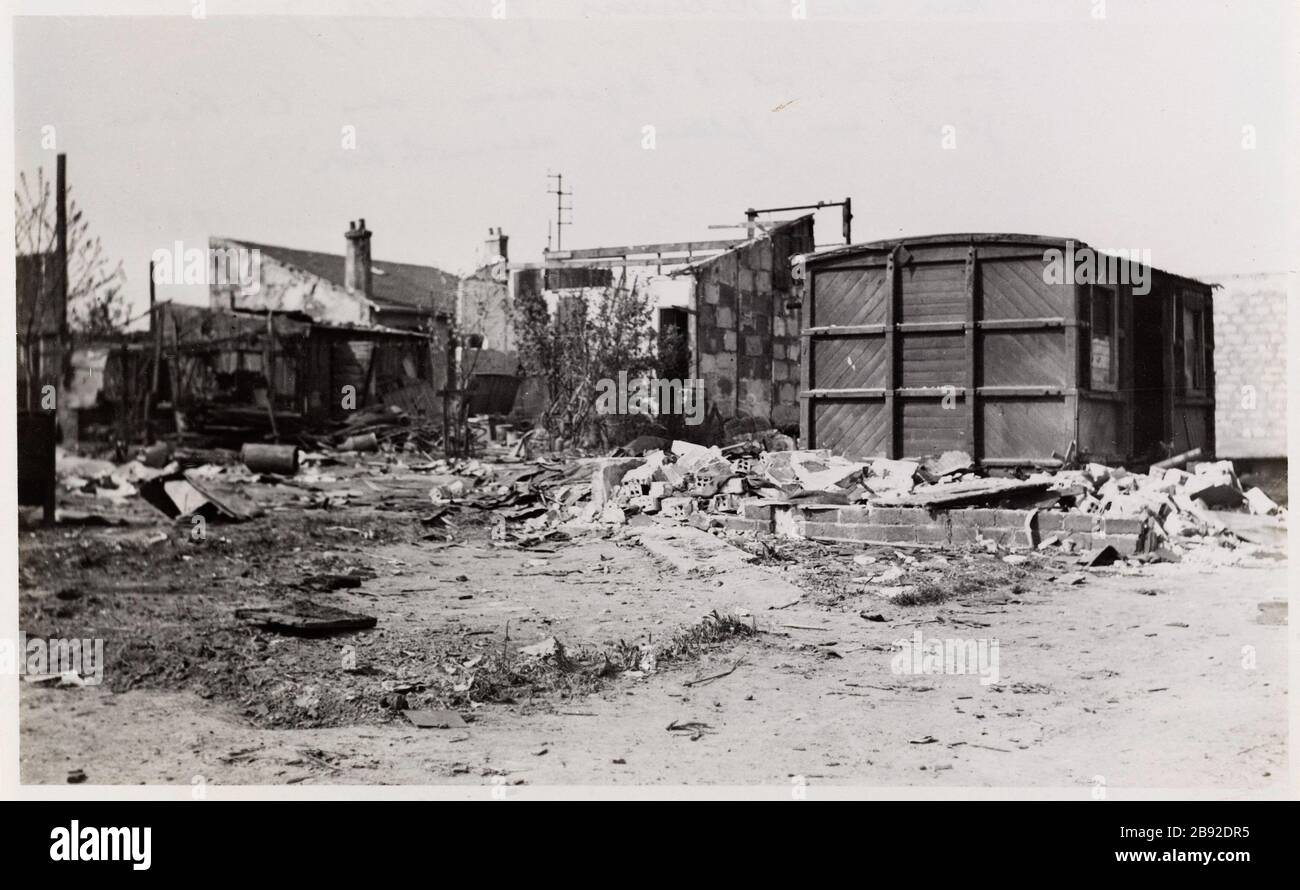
[
  {"left": 161, "top": 220, "right": 462, "bottom": 437},
  {"left": 468, "top": 215, "right": 816, "bottom": 440},
  {"left": 560, "top": 233, "right": 1269, "bottom": 568}
]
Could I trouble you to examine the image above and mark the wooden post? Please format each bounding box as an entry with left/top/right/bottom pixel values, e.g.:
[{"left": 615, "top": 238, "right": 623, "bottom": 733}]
[
  {"left": 167, "top": 304, "right": 183, "bottom": 434},
  {"left": 883, "top": 247, "right": 898, "bottom": 458},
  {"left": 964, "top": 245, "right": 978, "bottom": 461},
  {"left": 1065, "top": 284, "right": 1082, "bottom": 455},
  {"left": 262, "top": 308, "right": 280, "bottom": 442},
  {"left": 54, "top": 153, "right": 73, "bottom": 444},
  {"left": 145, "top": 260, "right": 161, "bottom": 441}
]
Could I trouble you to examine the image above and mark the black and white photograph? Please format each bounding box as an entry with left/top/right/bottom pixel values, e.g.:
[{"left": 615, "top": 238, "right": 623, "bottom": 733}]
[{"left": 1, "top": 0, "right": 1295, "bottom": 856}]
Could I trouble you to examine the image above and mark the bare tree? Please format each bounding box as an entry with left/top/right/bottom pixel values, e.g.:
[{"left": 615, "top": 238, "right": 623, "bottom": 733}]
[{"left": 15, "top": 165, "right": 128, "bottom": 346}]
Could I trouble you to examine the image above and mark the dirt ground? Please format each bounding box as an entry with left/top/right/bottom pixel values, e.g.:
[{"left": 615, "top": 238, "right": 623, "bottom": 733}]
[{"left": 17, "top": 463, "right": 1291, "bottom": 793}]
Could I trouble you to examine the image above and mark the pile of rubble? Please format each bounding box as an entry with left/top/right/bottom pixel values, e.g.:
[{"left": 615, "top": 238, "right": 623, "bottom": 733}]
[
  {"left": 574, "top": 440, "right": 1284, "bottom": 559},
  {"left": 1043, "top": 458, "right": 1280, "bottom": 545},
  {"left": 44, "top": 424, "right": 1283, "bottom": 566}
]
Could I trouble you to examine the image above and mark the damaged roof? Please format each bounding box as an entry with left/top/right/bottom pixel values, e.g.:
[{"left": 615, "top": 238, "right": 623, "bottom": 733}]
[
  {"left": 670, "top": 214, "right": 816, "bottom": 277},
  {"left": 219, "top": 237, "right": 461, "bottom": 315}
]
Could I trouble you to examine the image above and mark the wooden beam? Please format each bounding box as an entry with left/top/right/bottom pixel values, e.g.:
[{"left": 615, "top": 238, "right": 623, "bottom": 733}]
[
  {"left": 549, "top": 255, "right": 719, "bottom": 270},
  {"left": 801, "top": 388, "right": 887, "bottom": 398},
  {"left": 802, "top": 318, "right": 1069, "bottom": 336},
  {"left": 546, "top": 238, "right": 744, "bottom": 260},
  {"left": 1066, "top": 283, "right": 1082, "bottom": 453},
  {"left": 979, "top": 386, "right": 1066, "bottom": 397},
  {"left": 900, "top": 320, "right": 965, "bottom": 334},
  {"left": 964, "top": 246, "right": 978, "bottom": 459},
  {"left": 802, "top": 323, "right": 887, "bottom": 336},
  {"left": 799, "top": 269, "right": 813, "bottom": 447},
  {"left": 977, "top": 317, "right": 1068, "bottom": 331},
  {"left": 980, "top": 458, "right": 1065, "bottom": 468},
  {"left": 884, "top": 247, "right": 898, "bottom": 458}
]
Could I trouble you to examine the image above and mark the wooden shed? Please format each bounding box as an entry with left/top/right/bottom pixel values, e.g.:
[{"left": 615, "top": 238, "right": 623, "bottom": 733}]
[{"left": 797, "top": 234, "right": 1214, "bottom": 467}]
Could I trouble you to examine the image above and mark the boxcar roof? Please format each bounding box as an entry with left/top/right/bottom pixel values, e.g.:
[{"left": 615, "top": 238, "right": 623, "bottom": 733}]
[{"left": 799, "top": 232, "right": 1211, "bottom": 291}]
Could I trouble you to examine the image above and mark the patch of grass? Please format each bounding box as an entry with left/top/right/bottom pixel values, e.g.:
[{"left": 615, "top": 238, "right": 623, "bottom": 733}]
[
  {"left": 891, "top": 563, "right": 1030, "bottom": 607},
  {"left": 891, "top": 585, "right": 954, "bottom": 607},
  {"left": 655, "top": 610, "right": 757, "bottom": 664}
]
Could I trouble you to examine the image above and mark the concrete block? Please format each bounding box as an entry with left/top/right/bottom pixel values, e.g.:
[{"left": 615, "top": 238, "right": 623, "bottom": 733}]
[
  {"left": 1092, "top": 532, "right": 1139, "bottom": 556},
  {"left": 1034, "top": 512, "right": 1066, "bottom": 532},
  {"left": 997, "top": 509, "right": 1034, "bottom": 527},
  {"left": 871, "top": 506, "right": 930, "bottom": 525},
  {"left": 913, "top": 522, "right": 952, "bottom": 544},
  {"left": 1102, "top": 516, "right": 1146, "bottom": 536},
  {"left": 722, "top": 516, "right": 772, "bottom": 534},
  {"left": 948, "top": 510, "right": 976, "bottom": 529},
  {"left": 843, "top": 524, "right": 893, "bottom": 542},
  {"left": 836, "top": 505, "right": 873, "bottom": 523},
  {"left": 592, "top": 458, "right": 644, "bottom": 508},
  {"left": 800, "top": 521, "right": 845, "bottom": 540},
  {"left": 660, "top": 497, "right": 696, "bottom": 521},
  {"left": 1064, "top": 513, "right": 1099, "bottom": 532},
  {"left": 949, "top": 524, "right": 980, "bottom": 544}
]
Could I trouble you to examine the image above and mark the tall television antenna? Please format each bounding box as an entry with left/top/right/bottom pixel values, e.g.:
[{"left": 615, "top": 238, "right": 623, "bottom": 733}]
[{"left": 546, "top": 172, "right": 572, "bottom": 251}]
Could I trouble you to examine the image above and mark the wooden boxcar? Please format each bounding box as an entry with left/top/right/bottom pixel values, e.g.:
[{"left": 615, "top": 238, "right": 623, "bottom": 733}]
[{"left": 797, "top": 234, "right": 1214, "bottom": 467}]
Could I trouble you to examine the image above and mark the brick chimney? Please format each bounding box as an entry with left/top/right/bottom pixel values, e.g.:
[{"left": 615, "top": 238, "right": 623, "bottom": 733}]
[
  {"left": 344, "top": 218, "right": 372, "bottom": 298},
  {"left": 485, "top": 227, "right": 509, "bottom": 264}
]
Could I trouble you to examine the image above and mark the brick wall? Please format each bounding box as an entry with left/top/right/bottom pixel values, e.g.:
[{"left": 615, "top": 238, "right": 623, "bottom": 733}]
[{"left": 1210, "top": 272, "right": 1291, "bottom": 458}]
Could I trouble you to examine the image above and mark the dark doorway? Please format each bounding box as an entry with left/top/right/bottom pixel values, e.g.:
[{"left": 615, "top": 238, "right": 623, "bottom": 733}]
[
  {"left": 657, "top": 307, "right": 690, "bottom": 380},
  {"left": 1131, "top": 292, "right": 1167, "bottom": 459}
]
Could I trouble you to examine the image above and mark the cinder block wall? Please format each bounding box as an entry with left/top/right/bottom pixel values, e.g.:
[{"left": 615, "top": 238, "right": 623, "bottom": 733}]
[
  {"left": 1210, "top": 272, "right": 1291, "bottom": 458},
  {"left": 724, "top": 502, "right": 1146, "bottom": 555},
  {"left": 693, "top": 217, "right": 812, "bottom": 429}
]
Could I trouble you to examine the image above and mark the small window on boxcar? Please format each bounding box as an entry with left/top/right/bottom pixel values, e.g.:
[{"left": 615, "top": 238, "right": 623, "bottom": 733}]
[
  {"left": 1088, "top": 285, "right": 1117, "bottom": 391},
  {"left": 1183, "top": 303, "right": 1207, "bottom": 392}
]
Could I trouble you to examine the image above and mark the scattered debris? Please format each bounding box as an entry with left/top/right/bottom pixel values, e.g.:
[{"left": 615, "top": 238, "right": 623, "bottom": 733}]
[
  {"left": 235, "top": 600, "right": 378, "bottom": 636},
  {"left": 138, "top": 471, "right": 261, "bottom": 522},
  {"left": 241, "top": 443, "right": 300, "bottom": 475},
  {"left": 682, "top": 658, "right": 745, "bottom": 688},
  {"left": 1079, "top": 545, "right": 1120, "bottom": 568},
  {"left": 666, "top": 719, "right": 714, "bottom": 741}
]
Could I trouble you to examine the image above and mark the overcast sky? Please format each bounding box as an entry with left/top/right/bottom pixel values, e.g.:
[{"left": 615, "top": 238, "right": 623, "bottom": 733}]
[{"left": 13, "top": 1, "right": 1297, "bottom": 317}]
